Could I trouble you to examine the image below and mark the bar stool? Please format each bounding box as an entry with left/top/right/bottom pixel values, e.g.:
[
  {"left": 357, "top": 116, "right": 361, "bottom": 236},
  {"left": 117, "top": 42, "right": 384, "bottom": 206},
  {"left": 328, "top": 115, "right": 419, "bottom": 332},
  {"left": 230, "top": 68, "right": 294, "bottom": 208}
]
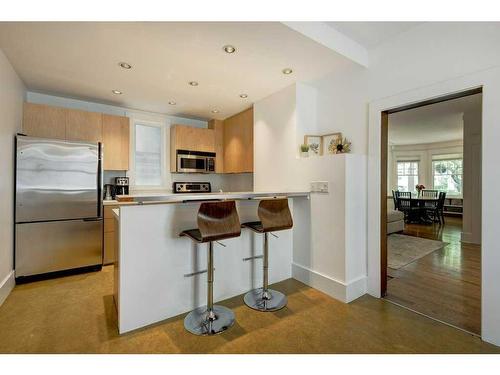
[
  {"left": 242, "top": 198, "right": 293, "bottom": 312},
  {"left": 180, "top": 200, "right": 241, "bottom": 335}
]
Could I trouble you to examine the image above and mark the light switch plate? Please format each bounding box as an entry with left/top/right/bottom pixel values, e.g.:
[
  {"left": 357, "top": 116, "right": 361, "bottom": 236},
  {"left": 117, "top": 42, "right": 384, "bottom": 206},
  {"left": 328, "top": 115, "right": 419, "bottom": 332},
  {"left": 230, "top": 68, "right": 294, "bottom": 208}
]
[{"left": 311, "top": 181, "right": 329, "bottom": 193}]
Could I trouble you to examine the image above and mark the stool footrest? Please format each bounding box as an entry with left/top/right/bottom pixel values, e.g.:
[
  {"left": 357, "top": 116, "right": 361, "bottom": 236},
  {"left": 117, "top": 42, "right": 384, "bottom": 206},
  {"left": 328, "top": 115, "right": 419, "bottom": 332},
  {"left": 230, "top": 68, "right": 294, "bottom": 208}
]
[
  {"left": 183, "top": 269, "right": 210, "bottom": 277},
  {"left": 242, "top": 255, "right": 263, "bottom": 261}
]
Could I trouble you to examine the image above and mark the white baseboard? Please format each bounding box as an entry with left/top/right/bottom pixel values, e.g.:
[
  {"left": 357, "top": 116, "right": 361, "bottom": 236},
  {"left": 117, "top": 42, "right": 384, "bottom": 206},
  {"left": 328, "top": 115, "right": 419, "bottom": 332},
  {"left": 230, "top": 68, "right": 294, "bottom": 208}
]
[
  {"left": 0, "top": 271, "right": 15, "bottom": 307},
  {"left": 292, "top": 262, "right": 366, "bottom": 303},
  {"left": 461, "top": 231, "right": 481, "bottom": 244}
]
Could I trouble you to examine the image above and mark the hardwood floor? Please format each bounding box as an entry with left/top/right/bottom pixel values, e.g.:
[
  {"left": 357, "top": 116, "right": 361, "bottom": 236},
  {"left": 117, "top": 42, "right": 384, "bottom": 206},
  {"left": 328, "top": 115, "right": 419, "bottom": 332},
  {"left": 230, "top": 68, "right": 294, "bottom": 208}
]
[{"left": 385, "top": 216, "right": 481, "bottom": 335}]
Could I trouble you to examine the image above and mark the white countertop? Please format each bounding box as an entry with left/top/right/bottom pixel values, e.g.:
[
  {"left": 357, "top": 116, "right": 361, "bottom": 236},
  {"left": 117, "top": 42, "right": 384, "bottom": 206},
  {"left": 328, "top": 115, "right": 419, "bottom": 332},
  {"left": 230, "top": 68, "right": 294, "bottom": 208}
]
[{"left": 103, "top": 191, "right": 309, "bottom": 206}]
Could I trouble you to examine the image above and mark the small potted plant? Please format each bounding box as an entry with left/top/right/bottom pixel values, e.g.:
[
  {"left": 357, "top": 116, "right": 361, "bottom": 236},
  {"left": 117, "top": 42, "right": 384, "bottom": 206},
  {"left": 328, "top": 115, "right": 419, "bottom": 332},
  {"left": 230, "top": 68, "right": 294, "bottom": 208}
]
[
  {"left": 300, "top": 144, "right": 310, "bottom": 157},
  {"left": 415, "top": 184, "right": 425, "bottom": 197}
]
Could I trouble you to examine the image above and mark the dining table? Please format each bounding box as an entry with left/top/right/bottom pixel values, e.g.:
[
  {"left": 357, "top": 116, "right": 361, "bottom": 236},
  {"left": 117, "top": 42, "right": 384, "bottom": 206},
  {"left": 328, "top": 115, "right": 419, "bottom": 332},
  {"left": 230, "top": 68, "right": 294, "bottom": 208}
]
[{"left": 402, "top": 194, "right": 439, "bottom": 224}]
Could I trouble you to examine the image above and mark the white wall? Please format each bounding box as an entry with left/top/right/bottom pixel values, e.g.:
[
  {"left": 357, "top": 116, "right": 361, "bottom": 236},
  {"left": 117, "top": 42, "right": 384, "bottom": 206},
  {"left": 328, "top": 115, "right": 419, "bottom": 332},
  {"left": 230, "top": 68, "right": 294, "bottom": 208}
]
[
  {"left": 254, "top": 84, "right": 298, "bottom": 191},
  {"left": 254, "top": 83, "right": 367, "bottom": 302},
  {"left": 0, "top": 49, "right": 25, "bottom": 306},
  {"left": 462, "top": 107, "right": 482, "bottom": 244},
  {"left": 302, "top": 22, "right": 500, "bottom": 346}
]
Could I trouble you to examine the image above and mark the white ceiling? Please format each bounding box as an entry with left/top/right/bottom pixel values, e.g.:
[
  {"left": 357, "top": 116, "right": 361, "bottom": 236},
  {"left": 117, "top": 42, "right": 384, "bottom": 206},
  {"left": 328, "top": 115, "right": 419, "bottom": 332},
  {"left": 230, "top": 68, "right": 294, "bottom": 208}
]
[
  {"left": 388, "top": 94, "right": 482, "bottom": 145},
  {"left": 0, "top": 22, "right": 352, "bottom": 120},
  {"left": 326, "top": 22, "right": 423, "bottom": 49}
]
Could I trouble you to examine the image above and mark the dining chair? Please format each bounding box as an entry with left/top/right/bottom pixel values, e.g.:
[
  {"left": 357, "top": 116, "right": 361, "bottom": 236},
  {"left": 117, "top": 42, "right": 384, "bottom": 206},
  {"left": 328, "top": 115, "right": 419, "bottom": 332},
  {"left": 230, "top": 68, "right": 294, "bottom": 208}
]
[
  {"left": 437, "top": 192, "right": 447, "bottom": 224},
  {"left": 397, "top": 196, "right": 420, "bottom": 223},
  {"left": 421, "top": 190, "right": 439, "bottom": 198},
  {"left": 396, "top": 191, "right": 411, "bottom": 199},
  {"left": 426, "top": 191, "right": 447, "bottom": 224},
  {"left": 392, "top": 190, "right": 399, "bottom": 210}
]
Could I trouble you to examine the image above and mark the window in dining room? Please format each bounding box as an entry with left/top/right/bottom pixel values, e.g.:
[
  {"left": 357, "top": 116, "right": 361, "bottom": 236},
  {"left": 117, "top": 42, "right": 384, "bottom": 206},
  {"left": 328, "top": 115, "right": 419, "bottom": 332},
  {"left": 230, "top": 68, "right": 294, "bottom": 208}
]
[
  {"left": 397, "top": 160, "right": 419, "bottom": 192},
  {"left": 432, "top": 158, "right": 463, "bottom": 196}
]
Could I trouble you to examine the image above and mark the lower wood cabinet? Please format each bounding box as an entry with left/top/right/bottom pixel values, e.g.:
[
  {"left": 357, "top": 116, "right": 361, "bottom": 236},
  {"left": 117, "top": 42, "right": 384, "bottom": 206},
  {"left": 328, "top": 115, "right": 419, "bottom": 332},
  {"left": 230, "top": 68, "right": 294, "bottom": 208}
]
[{"left": 103, "top": 206, "right": 118, "bottom": 265}]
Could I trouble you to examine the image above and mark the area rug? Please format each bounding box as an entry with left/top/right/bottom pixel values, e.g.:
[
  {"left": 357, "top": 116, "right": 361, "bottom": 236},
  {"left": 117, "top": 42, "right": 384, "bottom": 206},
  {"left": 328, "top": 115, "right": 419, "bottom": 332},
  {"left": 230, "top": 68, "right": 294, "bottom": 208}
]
[{"left": 388, "top": 234, "right": 448, "bottom": 270}]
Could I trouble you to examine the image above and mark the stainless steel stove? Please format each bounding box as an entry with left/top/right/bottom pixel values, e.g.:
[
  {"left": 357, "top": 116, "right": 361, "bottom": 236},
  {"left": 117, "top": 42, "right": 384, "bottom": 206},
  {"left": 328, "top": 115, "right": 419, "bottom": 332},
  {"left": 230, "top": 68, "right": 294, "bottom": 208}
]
[{"left": 173, "top": 181, "right": 211, "bottom": 194}]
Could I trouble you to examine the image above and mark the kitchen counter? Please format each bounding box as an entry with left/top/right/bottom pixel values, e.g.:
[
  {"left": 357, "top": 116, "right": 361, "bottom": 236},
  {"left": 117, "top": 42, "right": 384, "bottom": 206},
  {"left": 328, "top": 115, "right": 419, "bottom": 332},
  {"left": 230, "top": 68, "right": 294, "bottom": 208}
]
[
  {"left": 103, "top": 191, "right": 310, "bottom": 206},
  {"left": 113, "top": 191, "right": 311, "bottom": 333}
]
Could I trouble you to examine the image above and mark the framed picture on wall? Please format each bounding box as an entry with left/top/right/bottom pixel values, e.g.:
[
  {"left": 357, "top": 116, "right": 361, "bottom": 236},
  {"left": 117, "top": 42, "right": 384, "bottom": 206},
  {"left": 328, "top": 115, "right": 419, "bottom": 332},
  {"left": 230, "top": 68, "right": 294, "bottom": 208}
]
[
  {"left": 304, "top": 135, "right": 322, "bottom": 156},
  {"left": 322, "top": 132, "right": 343, "bottom": 154}
]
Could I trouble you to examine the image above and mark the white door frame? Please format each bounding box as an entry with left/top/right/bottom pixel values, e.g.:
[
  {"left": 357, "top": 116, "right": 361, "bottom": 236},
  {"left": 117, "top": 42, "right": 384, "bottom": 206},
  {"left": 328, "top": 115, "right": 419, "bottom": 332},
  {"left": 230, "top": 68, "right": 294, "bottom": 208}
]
[{"left": 366, "top": 66, "right": 500, "bottom": 346}]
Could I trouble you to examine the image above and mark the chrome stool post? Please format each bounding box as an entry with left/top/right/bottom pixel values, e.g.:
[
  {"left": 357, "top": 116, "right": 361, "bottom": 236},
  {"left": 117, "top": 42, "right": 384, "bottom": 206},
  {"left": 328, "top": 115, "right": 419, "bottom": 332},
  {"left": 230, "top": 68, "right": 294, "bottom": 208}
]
[
  {"left": 242, "top": 198, "right": 292, "bottom": 312},
  {"left": 180, "top": 201, "right": 241, "bottom": 335}
]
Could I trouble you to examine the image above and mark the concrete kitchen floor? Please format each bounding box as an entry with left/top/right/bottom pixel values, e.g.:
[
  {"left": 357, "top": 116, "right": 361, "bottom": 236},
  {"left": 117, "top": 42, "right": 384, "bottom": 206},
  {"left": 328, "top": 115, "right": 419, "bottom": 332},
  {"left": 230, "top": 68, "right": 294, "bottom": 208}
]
[{"left": 0, "top": 266, "right": 498, "bottom": 354}]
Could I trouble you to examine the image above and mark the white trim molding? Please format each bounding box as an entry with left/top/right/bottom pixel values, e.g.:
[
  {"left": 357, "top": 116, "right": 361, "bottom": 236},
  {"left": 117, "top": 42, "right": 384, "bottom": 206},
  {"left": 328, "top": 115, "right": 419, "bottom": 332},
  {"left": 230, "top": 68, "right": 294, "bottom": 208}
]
[
  {"left": 367, "top": 66, "right": 500, "bottom": 346},
  {"left": 292, "top": 262, "right": 366, "bottom": 303},
  {"left": 0, "top": 270, "right": 15, "bottom": 307}
]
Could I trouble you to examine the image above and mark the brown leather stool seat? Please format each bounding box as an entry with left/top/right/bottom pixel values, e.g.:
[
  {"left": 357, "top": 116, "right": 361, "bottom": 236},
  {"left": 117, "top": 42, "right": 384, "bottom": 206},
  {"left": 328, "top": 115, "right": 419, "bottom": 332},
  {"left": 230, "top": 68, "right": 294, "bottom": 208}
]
[
  {"left": 241, "top": 198, "right": 293, "bottom": 312},
  {"left": 180, "top": 200, "right": 241, "bottom": 335}
]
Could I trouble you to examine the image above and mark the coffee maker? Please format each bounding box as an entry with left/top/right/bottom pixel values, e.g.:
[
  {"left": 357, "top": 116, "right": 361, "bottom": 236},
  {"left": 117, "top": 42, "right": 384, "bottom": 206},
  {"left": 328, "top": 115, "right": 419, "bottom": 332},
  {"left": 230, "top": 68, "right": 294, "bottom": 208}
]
[
  {"left": 114, "top": 177, "right": 129, "bottom": 196},
  {"left": 103, "top": 184, "right": 116, "bottom": 200}
]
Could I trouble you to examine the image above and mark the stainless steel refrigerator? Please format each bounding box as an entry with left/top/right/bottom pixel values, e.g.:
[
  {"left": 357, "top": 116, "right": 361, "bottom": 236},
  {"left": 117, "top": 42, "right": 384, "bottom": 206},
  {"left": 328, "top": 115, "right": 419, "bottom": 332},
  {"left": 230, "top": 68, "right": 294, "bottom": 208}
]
[{"left": 15, "top": 136, "right": 103, "bottom": 279}]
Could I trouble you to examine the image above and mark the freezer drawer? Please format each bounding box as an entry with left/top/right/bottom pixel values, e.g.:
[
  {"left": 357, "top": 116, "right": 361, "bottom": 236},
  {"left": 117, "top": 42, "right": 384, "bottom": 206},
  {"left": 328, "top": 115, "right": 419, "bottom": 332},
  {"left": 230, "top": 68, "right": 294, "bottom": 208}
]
[{"left": 15, "top": 219, "right": 103, "bottom": 277}]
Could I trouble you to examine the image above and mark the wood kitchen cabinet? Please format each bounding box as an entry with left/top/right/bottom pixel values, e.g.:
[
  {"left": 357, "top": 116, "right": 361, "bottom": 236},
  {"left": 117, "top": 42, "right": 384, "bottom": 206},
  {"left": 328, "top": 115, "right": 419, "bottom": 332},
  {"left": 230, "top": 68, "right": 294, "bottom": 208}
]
[
  {"left": 103, "top": 205, "right": 117, "bottom": 265},
  {"left": 23, "top": 103, "right": 66, "bottom": 139},
  {"left": 65, "top": 108, "right": 103, "bottom": 142},
  {"left": 23, "top": 103, "right": 131, "bottom": 171},
  {"left": 208, "top": 119, "right": 224, "bottom": 173},
  {"left": 170, "top": 124, "right": 215, "bottom": 171},
  {"left": 102, "top": 114, "right": 130, "bottom": 170},
  {"left": 223, "top": 107, "right": 253, "bottom": 173}
]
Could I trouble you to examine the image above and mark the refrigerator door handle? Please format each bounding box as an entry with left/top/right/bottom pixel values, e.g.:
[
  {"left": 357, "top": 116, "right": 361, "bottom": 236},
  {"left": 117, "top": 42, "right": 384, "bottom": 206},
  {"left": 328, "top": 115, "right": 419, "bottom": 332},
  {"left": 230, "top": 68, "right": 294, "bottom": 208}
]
[{"left": 97, "top": 142, "right": 103, "bottom": 218}]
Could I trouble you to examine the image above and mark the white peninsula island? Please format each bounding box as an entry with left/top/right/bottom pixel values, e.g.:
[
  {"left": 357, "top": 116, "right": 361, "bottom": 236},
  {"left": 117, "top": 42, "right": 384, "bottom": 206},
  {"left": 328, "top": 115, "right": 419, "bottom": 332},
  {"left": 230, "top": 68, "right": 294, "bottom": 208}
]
[{"left": 111, "top": 191, "right": 310, "bottom": 334}]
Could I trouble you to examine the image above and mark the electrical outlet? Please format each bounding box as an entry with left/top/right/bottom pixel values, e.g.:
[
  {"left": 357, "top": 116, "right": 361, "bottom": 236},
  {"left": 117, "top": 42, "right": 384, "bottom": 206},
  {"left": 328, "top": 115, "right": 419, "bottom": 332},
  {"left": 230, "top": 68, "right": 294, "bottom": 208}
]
[{"left": 310, "top": 181, "right": 329, "bottom": 193}]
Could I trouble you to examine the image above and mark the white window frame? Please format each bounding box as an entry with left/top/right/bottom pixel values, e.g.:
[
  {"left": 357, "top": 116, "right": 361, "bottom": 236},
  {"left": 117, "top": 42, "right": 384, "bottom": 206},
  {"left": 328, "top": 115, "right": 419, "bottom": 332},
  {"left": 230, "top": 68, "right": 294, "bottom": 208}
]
[
  {"left": 396, "top": 159, "right": 420, "bottom": 193},
  {"left": 128, "top": 117, "right": 168, "bottom": 191},
  {"left": 431, "top": 157, "right": 463, "bottom": 198}
]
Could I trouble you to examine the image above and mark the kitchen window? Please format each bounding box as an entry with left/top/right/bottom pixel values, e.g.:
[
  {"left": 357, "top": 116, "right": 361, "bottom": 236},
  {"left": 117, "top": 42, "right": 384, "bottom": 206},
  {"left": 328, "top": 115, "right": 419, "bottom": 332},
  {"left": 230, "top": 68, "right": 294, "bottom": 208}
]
[
  {"left": 432, "top": 158, "right": 463, "bottom": 196},
  {"left": 131, "top": 120, "right": 166, "bottom": 188},
  {"left": 397, "top": 160, "right": 419, "bottom": 193}
]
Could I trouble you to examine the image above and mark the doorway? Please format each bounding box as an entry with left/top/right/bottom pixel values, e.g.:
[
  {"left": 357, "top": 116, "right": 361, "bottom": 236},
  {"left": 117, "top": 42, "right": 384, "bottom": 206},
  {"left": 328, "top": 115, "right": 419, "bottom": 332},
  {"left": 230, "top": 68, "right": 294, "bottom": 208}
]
[{"left": 380, "top": 88, "right": 482, "bottom": 335}]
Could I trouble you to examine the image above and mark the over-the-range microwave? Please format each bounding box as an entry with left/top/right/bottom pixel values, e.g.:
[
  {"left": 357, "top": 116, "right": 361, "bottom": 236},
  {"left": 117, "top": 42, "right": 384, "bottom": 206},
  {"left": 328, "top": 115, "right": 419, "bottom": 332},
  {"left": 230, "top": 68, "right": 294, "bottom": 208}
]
[{"left": 176, "top": 149, "right": 216, "bottom": 173}]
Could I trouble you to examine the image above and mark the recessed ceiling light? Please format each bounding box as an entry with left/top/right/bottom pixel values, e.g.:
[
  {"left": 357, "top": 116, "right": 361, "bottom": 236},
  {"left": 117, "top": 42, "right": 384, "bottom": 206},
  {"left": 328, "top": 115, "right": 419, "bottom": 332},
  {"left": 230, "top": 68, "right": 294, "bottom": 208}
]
[
  {"left": 223, "top": 45, "right": 236, "bottom": 54},
  {"left": 282, "top": 68, "right": 293, "bottom": 75},
  {"left": 239, "top": 94, "right": 248, "bottom": 98},
  {"left": 168, "top": 101, "right": 176, "bottom": 105},
  {"left": 188, "top": 81, "right": 199, "bottom": 86},
  {"left": 118, "top": 62, "right": 132, "bottom": 69},
  {"left": 112, "top": 90, "right": 122, "bottom": 95},
  {"left": 211, "top": 109, "right": 220, "bottom": 114}
]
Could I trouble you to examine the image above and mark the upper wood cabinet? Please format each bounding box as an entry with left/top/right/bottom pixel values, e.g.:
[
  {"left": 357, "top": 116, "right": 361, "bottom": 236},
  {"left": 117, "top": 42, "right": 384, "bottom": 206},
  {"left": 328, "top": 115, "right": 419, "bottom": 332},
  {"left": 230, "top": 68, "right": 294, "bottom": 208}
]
[
  {"left": 223, "top": 107, "right": 253, "bottom": 173},
  {"left": 23, "top": 103, "right": 130, "bottom": 171},
  {"left": 23, "top": 103, "right": 66, "bottom": 139},
  {"left": 208, "top": 119, "right": 224, "bottom": 173},
  {"left": 65, "top": 108, "right": 102, "bottom": 142},
  {"left": 102, "top": 114, "right": 130, "bottom": 171},
  {"left": 170, "top": 125, "right": 215, "bottom": 171}
]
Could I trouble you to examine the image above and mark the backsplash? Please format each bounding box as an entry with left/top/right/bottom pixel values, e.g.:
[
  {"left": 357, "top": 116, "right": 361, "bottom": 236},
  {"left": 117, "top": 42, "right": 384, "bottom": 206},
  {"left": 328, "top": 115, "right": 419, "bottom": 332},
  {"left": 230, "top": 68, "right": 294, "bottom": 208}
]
[
  {"left": 105, "top": 170, "right": 254, "bottom": 194},
  {"left": 103, "top": 170, "right": 127, "bottom": 185},
  {"left": 171, "top": 173, "right": 253, "bottom": 192}
]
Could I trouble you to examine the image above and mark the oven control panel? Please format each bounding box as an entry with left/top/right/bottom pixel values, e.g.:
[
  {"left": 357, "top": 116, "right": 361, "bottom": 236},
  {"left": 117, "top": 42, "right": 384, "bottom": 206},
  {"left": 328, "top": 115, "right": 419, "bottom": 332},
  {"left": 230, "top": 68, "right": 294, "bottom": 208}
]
[{"left": 173, "top": 182, "right": 211, "bottom": 194}]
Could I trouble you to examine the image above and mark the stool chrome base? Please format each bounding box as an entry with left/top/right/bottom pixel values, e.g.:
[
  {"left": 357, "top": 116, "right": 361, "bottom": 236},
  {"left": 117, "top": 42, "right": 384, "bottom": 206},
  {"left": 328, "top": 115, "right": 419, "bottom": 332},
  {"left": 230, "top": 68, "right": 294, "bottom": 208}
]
[
  {"left": 244, "top": 288, "right": 287, "bottom": 312},
  {"left": 184, "top": 305, "right": 235, "bottom": 336}
]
